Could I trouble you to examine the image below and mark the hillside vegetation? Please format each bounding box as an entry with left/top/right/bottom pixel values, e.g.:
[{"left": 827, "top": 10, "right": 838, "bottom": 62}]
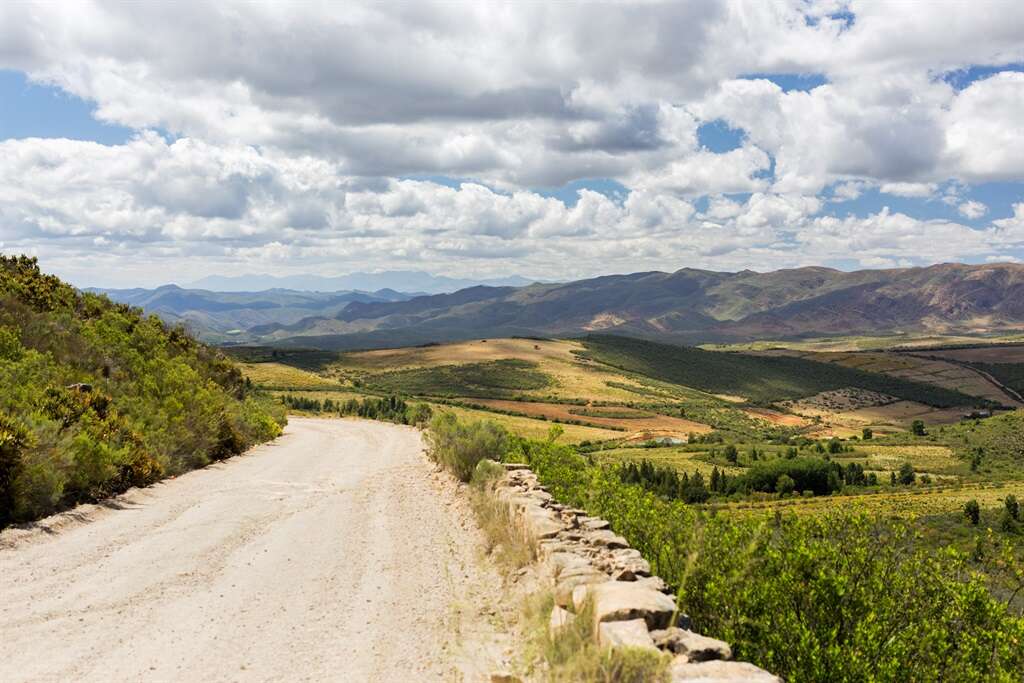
[
  {"left": 579, "top": 335, "right": 976, "bottom": 406},
  {"left": 427, "top": 413, "right": 1024, "bottom": 682},
  {"left": 0, "top": 256, "right": 285, "bottom": 526}
]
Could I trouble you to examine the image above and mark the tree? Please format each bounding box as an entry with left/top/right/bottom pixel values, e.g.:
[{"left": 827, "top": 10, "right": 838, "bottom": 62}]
[
  {"left": 776, "top": 473, "right": 796, "bottom": 496},
  {"left": 828, "top": 437, "right": 843, "bottom": 454},
  {"left": 898, "top": 462, "right": 916, "bottom": 486},
  {"left": 862, "top": 427, "right": 873, "bottom": 440},
  {"left": 964, "top": 499, "right": 981, "bottom": 526},
  {"left": 1005, "top": 494, "right": 1020, "bottom": 521},
  {"left": 724, "top": 444, "right": 739, "bottom": 464},
  {"left": 911, "top": 420, "right": 926, "bottom": 436}
]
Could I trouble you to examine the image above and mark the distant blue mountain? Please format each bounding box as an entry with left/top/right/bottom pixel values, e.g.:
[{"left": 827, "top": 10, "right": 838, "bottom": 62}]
[{"left": 187, "top": 270, "right": 541, "bottom": 294}]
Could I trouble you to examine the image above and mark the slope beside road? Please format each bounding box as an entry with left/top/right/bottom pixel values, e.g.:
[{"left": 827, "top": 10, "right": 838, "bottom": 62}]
[{"left": 0, "top": 418, "right": 509, "bottom": 682}]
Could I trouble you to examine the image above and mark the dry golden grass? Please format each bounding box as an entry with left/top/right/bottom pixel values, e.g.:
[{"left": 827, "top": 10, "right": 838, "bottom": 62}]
[
  {"left": 719, "top": 481, "right": 1024, "bottom": 519},
  {"left": 464, "top": 398, "right": 713, "bottom": 437},
  {"left": 239, "top": 362, "right": 343, "bottom": 389},
  {"left": 332, "top": 338, "right": 656, "bottom": 403},
  {"left": 439, "top": 404, "right": 622, "bottom": 443}
]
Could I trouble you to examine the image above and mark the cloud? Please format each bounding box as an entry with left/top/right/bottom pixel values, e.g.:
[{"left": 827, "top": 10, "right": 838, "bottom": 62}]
[
  {"left": 958, "top": 200, "right": 988, "bottom": 220},
  {"left": 1, "top": 2, "right": 1024, "bottom": 283}
]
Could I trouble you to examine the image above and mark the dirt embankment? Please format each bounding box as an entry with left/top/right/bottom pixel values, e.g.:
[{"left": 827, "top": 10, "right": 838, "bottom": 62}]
[{"left": 0, "top": 418, "right": 510, "bottom": 682}]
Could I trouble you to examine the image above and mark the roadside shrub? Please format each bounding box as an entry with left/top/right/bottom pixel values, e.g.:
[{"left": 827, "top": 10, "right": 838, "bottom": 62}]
[
  {"left": 425, "top": 411, "right": 509, "bottom": 482},
  {"left": 496, "top": 423, "right": 1024, "bottom": 682},
  {"left": 0, "top": 256, "right": 286, "bottom": 526},
  {"left": 0, "top": 413, "right": 29, "bottom": 526}
]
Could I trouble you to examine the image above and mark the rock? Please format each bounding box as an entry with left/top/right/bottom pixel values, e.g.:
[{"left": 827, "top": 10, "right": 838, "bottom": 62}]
[
  {"left": 651, "top": 628, "right": 731, "bottom": 661},
  {"left": 523, "top": 508, "right": 563, "bottom": 539},
  {"left": 554, "top": 567, "right": 608, "bottom": 607},
  {"left": 573, "top": 581, "right": 677, "bottom": 630},
  {"left": 585, "top": 529, "right": 630, "bottom": 549},
  {"left": 549, "top": 605, "right": 575, "bottom": 635},
  {"left": 669, "top": 659, "right": 780, "bottom": 682},
  {"left": 580, "top": 516, "right": 610, "bottom": 530},
  {"left": 631, "top": 575, "right": 669, "bottom": 593},
  {"left": 540, "top": 546, "right": 588, "bottom": 565},
  {"left": 598, "top": 619, "right": 658, "bottom": 651},
  {"left": 490, "top": 672, "right": 522, "bottom": 683},
  {"left": 502, "top": 462, "right": 531, "bottom": 471}
]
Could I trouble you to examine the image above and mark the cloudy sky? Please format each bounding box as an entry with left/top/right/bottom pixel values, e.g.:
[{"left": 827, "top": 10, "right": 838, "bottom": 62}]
[{"left": 1, "top": 1, "right": 1023, "bottom": 287}]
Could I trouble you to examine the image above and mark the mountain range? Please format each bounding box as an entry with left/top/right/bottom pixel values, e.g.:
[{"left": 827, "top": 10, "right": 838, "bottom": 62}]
[
  {"left": 187, "top": 270, "right": 539, "bottom": 294},
  {"left": 96, "top": 263, "right": 1024, "bottom": 349},
  {"left": 254, "top": 263, "right": 1024, "bottom": 349},
  {"left": 90, "top": 285, "right": 415, "bottom": 342}
]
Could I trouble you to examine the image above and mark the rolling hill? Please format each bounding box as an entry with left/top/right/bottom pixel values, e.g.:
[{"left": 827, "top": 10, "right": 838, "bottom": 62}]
[{"left": 249, "top": 262, "right": 1024, "bottom": 349}]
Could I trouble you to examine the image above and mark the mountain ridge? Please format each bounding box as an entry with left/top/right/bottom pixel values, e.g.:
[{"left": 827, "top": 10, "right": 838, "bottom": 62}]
[{"left": 257, "top": 262, "right": 1024, "bottom": 349}]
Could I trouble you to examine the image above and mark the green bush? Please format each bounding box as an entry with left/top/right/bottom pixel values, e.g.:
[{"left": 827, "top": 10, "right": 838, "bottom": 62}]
[
  {"left": 425, "top": 411, "right": 509, "bottom": 482},
  {"left": 0, "top": 256, "right": 286, "bottom": 526},
  {"left": 495, "top": 424, "right": 1024, "bottom": 681},
  {"left": 741, "top": 457, "right": 837, "bottom": 495}
]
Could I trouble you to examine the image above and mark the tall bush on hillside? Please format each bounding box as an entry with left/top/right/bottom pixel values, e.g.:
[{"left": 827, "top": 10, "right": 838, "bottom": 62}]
[{"left": 0, "top": 256, "right": 286, "bottom": 526}]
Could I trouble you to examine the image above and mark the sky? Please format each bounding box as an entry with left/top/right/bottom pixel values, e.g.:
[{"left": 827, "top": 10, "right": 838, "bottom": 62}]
[{"left": 0, "top": 1, "right": 1023, "bottom": 288}]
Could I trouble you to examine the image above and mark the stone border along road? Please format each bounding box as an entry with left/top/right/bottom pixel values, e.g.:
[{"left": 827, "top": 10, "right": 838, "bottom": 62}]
[
  {"left": 495, "top": 463, "right": 781, "bottom": 682},
  {"left": 0, "top": 418, "right": 512, "bottom": 682}
]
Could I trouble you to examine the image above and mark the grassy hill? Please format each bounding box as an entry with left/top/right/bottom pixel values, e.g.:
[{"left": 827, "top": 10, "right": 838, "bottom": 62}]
[
  {"left": 578, "top": 335, "right": 978, "bottom": 407},
  {"left": 0, "top": 256, "right": 286, "bottom": 526}
]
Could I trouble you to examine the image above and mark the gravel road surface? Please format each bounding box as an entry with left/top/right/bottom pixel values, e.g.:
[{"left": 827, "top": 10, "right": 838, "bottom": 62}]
[{"left": 0, "top": 418, "right": 505, "bottom": 682}]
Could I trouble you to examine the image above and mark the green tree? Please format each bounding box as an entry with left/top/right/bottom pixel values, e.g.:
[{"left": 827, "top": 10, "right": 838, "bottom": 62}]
[
  {"left": 911, "top": 419, "right": 927, "bottom": 436},
  {"left": 862, "top": 427, "right": 873, "bottom": 440},
  {"left": 1005, "top": 494, "right": 1020, "bottom": 521},
  {"left": 776, "top": 473, "right": 796, "bottom": 496},
  {"left": 964, "top": 499, "right": 981, "bottom": 526},
  {"left": 898, "top": 462, "right": 916, "bottom": 486},
  {"left": 724, "top": 444, "right": 738, "bottom": 464}
]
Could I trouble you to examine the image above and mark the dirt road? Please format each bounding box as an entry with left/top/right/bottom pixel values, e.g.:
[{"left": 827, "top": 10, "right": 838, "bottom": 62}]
[{"left": 0, "top": 418, "right": 507, "bottom": 682}]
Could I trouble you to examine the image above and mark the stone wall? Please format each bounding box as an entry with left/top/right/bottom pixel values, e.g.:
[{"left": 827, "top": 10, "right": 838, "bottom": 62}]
[{"left": 494, "top": 463, "right": 781, "bottom": 683}]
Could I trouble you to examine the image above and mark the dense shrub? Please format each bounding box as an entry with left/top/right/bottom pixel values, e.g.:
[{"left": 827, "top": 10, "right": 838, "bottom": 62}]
[
  {"left": 740, "top": 457, "right": 838, "bottom": 495},
  {"left": 425, "top": 411, "right": 509, "bottom": 482},
  {"left": 492, "top": 424, "right": 1024, "bottom": 681},
  {"left": 0, "top": 256, "right": 286, "bottom": 526}
]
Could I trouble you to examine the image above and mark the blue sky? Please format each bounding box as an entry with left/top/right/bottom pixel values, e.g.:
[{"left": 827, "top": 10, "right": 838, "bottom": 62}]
[{"left": 1, "top": 2, "right": 1023, "bottom": 287}]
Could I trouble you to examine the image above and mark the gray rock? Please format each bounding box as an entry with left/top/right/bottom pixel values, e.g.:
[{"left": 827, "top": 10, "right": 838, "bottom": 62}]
[
  {"left": 573, "top": 581, "right": 677, "bottom": 630},
  {"left": 651, "top": 628, "right": 731, "bottom": 661},
  {"left": 669, "top": 658, "right": 781, "bottom": 682},
  {"left": 554, "top": 567, "right": 608, "bottom": 607},
  {"left": 549, "top": 605, "right": 575, "bottom": 635},
  {"left": 598, "top": 619, "right": 658, "bottom": 651},
  {"left": 580, "top": 516, "right": 611, "bottom": 530},
  {"left": 585, "top": 529, "right": 630, "bottom": 549}
]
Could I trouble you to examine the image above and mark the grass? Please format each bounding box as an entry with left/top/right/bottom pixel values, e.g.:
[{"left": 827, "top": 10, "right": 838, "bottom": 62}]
[
  {"left": 579, "top": 335, "right": 977, "bottom": 407},
  {"left": 362, "top": 359, "right": 552, "bottom": 398},
  {"left": 469, "top": 459, "right": 538, "bottom": 571},
  {"left": 520, "top": 592, "right": 670, "bottom": 683},
  {"left": 237, "top": 361, "right": 344, "bottom": 389}
]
